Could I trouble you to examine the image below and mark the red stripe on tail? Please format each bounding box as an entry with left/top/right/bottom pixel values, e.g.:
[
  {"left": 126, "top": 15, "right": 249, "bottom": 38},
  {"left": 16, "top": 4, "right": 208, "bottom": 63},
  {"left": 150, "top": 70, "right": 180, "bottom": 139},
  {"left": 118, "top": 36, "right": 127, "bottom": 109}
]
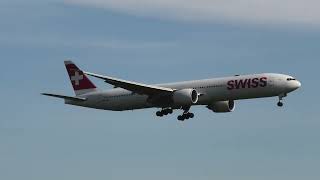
[{"left": 65, "top": 61, "right": 96, "bottom": 91}]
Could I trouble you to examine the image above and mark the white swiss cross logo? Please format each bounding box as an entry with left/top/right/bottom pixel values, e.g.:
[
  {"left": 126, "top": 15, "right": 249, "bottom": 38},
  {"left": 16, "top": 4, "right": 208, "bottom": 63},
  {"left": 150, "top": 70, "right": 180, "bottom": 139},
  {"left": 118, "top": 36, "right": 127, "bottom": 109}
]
[{"left": 71, "top": 71, "right": 83, "bottom": 86}]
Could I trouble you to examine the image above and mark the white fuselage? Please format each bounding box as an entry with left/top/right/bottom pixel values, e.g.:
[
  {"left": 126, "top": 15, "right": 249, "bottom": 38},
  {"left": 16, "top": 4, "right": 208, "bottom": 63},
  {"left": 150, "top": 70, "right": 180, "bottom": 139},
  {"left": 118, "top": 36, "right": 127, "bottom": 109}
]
[{"left": 65, "top": 73, "right": 301, "bottom": 111}]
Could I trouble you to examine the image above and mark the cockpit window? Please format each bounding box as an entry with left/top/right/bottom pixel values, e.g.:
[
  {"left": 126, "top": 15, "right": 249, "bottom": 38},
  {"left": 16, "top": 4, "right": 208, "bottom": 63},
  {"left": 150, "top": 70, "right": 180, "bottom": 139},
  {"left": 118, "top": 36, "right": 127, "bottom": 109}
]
[{"left": 287, "top": 78, "right": 296, "bottom": 81}]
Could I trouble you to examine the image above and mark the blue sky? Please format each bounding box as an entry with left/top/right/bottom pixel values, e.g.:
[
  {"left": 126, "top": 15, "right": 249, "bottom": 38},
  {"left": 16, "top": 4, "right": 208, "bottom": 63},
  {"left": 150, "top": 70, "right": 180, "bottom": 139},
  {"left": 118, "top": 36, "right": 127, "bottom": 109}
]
[{"left": 0, "top": 1, "right": 319, "bottom": 180}]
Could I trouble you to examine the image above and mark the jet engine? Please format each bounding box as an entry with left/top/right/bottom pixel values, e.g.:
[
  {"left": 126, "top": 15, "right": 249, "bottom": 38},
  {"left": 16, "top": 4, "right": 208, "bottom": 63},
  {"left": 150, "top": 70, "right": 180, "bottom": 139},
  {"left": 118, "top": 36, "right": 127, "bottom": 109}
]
[
  {"left": 172, "top": 89, "right": 199, "bottom": 106},
  {"left": 207, "top": 100, "right": 235, "bottom": 113}
]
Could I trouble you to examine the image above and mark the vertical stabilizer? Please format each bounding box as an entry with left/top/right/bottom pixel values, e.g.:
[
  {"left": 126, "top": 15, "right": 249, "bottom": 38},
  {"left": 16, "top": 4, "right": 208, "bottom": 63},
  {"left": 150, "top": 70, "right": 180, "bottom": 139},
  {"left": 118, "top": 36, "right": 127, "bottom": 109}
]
[{"left": 64, "top": 60, "right": 97, "bottom": 96}]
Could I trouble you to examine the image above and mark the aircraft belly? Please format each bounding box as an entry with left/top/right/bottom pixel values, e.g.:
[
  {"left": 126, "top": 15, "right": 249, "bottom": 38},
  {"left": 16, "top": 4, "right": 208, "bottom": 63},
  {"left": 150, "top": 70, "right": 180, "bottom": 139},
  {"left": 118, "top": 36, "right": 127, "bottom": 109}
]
[
  {"left": 97, "top": 95, "right": 151, "bottom": 111},
  {"left": 229, "top": 89, "right": 270, "bottom": 100},
  {"left": 199, "top": 85, "right": 279, "bottom": 103}
]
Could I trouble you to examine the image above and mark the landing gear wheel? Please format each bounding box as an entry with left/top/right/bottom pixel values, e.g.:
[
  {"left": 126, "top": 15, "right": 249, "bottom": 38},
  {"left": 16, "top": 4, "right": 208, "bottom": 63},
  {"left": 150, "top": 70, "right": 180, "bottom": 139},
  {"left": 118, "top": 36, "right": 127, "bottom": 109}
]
[
  {"left": 156, "top": 108, "right": 173, "bottom": 117},
  {"left": 156, "top": 111, "right": 163, "bottom": 117},
  {"left": 178, "top": 115, "right": 184, "bottom": 121},
  {"left": 277, "top": 102, "right": 283, "bottom": 107},
  {"left": 189, "top": 113, "right": 194, "bottom": 118}
]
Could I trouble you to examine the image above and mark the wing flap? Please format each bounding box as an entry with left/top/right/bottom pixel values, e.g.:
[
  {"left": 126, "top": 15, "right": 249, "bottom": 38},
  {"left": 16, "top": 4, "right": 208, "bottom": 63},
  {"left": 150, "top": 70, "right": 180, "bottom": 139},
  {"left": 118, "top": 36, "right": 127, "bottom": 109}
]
[{"left": 84, "top": 72, "right": 174, "bottom": 95}]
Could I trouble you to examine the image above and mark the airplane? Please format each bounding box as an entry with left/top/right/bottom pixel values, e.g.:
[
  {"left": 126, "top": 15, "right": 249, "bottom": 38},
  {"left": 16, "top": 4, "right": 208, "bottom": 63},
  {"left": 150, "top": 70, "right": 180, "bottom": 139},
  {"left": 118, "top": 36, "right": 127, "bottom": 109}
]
[{"left": 43, "top": 60, "right": 301, "bottom": 121}]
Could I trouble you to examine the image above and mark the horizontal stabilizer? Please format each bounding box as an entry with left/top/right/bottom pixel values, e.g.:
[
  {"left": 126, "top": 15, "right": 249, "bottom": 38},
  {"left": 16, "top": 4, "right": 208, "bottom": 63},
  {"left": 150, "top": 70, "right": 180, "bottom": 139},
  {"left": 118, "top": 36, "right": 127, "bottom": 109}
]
[{"left": 42, "top": 93, "right": 86, "bottom": 101}]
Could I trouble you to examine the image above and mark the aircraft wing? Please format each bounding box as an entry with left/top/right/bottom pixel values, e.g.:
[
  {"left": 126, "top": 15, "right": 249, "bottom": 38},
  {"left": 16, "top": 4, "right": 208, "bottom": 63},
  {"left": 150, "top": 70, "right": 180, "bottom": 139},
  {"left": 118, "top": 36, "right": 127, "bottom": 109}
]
[{"left": 84, "top": 72, "right": 174, "bottom": 95}]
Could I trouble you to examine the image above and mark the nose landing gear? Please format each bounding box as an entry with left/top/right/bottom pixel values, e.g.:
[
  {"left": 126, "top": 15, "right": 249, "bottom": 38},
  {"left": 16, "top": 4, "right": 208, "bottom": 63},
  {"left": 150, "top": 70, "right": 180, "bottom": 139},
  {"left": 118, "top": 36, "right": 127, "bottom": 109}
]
[
  {"left": 277, "top": 101, "right": 283, "bottom": 107},
  {"left": 277, "top": 93, "right": 287, "bottom": 107}
]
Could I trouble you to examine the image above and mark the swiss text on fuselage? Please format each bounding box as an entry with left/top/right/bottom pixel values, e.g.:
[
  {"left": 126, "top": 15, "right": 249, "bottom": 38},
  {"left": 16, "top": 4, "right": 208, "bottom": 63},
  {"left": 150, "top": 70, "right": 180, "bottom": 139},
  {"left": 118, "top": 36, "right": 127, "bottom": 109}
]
[{"left": 227, "top": 77, "right": 267, "bottom": 90}]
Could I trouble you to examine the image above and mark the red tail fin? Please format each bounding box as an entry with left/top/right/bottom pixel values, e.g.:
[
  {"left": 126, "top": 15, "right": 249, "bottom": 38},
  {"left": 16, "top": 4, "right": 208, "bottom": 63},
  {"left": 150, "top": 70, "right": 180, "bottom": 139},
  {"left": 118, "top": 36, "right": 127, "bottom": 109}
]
[{"left": 64, "top": 60, "right": 97, "bottom": 96}]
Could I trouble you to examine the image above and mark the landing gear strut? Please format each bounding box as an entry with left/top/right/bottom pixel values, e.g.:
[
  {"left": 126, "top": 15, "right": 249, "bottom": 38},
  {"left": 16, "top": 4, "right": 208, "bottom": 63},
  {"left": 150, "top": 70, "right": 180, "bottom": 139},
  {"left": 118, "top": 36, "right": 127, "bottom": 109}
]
[
  {"left": 177, "top": 106, "right": 194, "bottom": 121},
  {"left": 156, "top": 108, "right": 173, "bottom": 117},
  {"left": 277, "top": 93, "right": 287, "bottom": 107}
]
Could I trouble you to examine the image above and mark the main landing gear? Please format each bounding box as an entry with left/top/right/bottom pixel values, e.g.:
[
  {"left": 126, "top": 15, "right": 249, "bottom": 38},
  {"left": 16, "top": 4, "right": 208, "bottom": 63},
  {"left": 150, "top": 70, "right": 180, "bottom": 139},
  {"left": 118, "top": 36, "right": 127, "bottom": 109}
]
[
  {"left": 156, "top": 108, "right": 173, "bottom": 117},
  {"left": 155, "top": 107, "right": 195, "bottom": 121},
  {"left": 177, "top": 106, "right": 194, "bottom": 121},
  {"left": 177, "top": 113, "right": 194, "bottom": 121},
  {"left": 277, "top": 93, "right": 287, "bottom": 107}
]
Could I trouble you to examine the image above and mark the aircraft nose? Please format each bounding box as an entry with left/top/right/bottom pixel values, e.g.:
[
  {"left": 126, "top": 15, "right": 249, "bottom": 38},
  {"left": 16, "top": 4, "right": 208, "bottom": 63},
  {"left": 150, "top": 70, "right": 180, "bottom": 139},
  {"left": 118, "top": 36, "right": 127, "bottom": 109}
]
[
  {"left": 291, "top": 80, "right": 301, "bottom": 90},
  {"left": 296, "top": 80, "right": 301, "bottom": 88}
]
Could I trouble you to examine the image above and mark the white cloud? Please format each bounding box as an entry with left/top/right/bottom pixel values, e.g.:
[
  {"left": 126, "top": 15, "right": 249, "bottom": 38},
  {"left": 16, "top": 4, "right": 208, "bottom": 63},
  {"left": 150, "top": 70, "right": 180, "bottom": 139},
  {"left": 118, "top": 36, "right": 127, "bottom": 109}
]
[
  {"left": 86, "top": 40, "right": 177, "bottom": 49},
  {"left": 65, "top": 0, "right": 320, "bottom": 26},
  {"left": 0, "top": 34, "right": 177, "bottom": 49}
]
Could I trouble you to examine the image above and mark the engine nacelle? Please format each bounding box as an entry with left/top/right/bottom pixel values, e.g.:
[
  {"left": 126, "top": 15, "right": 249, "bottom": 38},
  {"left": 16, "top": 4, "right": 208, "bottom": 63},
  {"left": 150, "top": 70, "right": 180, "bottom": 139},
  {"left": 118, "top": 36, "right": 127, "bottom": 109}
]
[
  {"left": 207, "top": 100, "right": 235, "bottom": 113},
  {"left": 172, "top": 89, "right": 199, "bottom": 106}
]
